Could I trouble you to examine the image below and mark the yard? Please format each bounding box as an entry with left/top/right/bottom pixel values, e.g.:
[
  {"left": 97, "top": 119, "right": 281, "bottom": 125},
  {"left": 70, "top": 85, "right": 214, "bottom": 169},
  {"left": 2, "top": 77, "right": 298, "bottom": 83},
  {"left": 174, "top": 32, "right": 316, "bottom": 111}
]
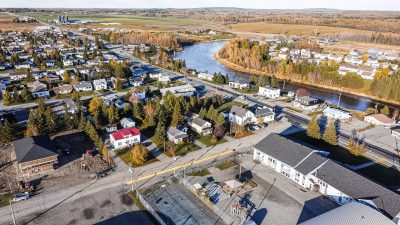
[
  {"left": 114, "top": 147, "right": 159, "bottom": 167},
  {"left": 216, "top": 101, "right": 246, "bottom": 113},
  {"left": 196, "top": 135, "right": 227, "bottom": 147},
  {"left": 173, "top": 142, "right": 201, "bottom": 157}
]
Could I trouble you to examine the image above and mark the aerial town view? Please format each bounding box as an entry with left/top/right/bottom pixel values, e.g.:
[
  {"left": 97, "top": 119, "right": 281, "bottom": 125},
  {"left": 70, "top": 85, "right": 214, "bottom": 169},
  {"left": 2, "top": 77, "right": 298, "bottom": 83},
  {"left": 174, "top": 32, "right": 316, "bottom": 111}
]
[{"left": 0, "top": 0, "right": 400, "bottom": 225}]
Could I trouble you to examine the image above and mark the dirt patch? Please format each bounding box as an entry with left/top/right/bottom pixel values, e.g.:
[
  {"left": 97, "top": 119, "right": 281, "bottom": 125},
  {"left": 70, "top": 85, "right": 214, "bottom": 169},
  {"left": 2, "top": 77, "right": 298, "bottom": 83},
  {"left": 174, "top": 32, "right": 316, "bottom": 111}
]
[
  {"left": 120, "top": 193, "right": 134, "bottom": 206},
  {"left": 82, "top": 208, "right": 96, "bottom": 220}
]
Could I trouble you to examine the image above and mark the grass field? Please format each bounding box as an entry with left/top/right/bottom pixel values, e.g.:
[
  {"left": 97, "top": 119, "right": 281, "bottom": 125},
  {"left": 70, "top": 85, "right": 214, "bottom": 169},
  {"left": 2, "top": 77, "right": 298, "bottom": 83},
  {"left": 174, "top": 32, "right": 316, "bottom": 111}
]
[
  {"left": 18, "top": 13, "right": 209, "bottom": 31},
  {"left": 229, "top": 22, "right": 382, "bottom": 36},
  {"left": 0, "top": 13, "right": 40, "bottom": 31}
]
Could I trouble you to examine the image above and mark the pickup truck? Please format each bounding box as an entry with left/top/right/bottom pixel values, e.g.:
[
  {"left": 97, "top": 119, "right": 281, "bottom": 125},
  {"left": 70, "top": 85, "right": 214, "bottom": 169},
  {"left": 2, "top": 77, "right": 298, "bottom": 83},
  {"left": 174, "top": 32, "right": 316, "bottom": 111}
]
[{"left": 12, "top": 192, "right": 30, "bottom": 202}]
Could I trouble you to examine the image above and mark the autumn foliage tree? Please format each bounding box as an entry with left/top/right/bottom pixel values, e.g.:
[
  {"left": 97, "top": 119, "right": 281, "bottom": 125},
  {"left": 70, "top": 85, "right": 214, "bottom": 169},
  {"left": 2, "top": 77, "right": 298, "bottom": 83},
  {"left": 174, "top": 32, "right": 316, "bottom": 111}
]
[
  {"left": 131, "top": 144, "right": 148, "bottom": 165},
  {"left": 307, "top": 115, "right": 321, "bottom": 139}
]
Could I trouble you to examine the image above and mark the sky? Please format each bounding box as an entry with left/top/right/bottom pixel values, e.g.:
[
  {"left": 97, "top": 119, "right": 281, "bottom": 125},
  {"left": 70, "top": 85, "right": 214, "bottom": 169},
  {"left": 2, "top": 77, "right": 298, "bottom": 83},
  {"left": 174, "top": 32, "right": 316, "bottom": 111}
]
[{"left": 1, "top": 0, "right": 400, "bottom": 11}]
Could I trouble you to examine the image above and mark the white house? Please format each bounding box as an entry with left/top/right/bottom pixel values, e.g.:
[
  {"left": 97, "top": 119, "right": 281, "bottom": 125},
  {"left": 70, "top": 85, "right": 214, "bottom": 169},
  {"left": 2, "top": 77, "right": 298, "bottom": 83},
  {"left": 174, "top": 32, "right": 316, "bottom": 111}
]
[
  {"left": 93, "top": 79, "right": 108, "bottom": 91},
  {"left": 254, "top": 107, "right": 275, "bottom": 124},
  {"left": 364, "top": 114, "right": 396, "bottom": 127},
  {"left": 27, "top": 81, "right": 50, "bottom": 98},
  {"left": 190, "top": 117, "right": 213, "bottom": 135},
  {"left": 323, "top": 107, "right": 352, "bottom": 121},
  {"left": 14, "top": 62, "right": 31, "bottom": 70},
  {"left": 293, "top": 96, "right": 323, "bottom": 111},
  {"left": 198, "top": 73, "right": 214, "bottom": 81},
  {"left": 63, "top": 59, "right": 74, "bottom": 67},
  {"left": 253, "top": 133, "right": 400, "bottom": 220},
  {"left": 158, "top": 74, "right": 171, "bottom": 83},
  {"left": 9, "top": 72, "right": 27, "bottom": 81},
  {"left": 160, "top": 84, "right": 196, "bottom": 97},
  {"left": 258, "top": 86, "right": 281, "bottom": 99},
  {"left": 149, "top": 73, "right": 162, "bottom": 79},
  {"left": 74, "top": 81, "right": 93, "bottom": 92},
  {"left": 390, "top": 127, "right": 400, "bottom": 138},
  {"left": 229, "top": 105, "right": 256, "bottom": 126},
  {"left": 120, "top": 117, "right": 136, "bottom": 129},
  {"left": 110, "top": 127, "right": 141, "bottom": 149},
  {"left": 229, "top": 80, "right": 249, "bottom": 89},
  {"left": 167, "top": 127, "right": 188, "bottom": 144}
]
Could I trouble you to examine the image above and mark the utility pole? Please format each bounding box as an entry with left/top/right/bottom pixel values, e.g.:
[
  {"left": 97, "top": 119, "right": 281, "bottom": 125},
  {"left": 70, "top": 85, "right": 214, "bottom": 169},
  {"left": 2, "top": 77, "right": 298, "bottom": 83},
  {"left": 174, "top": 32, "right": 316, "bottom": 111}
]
[
  {"left": 282, "top": 80, "right": 286, "bottom": 91},
  {"left": 9, "top": 200, "right": 16, "bottom": 225},
  {"left": 129, "top": 166, "right": 134, "bottom": 191}
]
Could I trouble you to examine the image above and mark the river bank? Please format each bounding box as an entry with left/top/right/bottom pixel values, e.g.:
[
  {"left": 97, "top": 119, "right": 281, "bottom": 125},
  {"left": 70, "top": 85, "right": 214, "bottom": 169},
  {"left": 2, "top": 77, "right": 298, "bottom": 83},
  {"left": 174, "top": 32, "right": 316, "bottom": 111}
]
[{"left": 214, "top": 50, "right": 400, "bottom": 107}]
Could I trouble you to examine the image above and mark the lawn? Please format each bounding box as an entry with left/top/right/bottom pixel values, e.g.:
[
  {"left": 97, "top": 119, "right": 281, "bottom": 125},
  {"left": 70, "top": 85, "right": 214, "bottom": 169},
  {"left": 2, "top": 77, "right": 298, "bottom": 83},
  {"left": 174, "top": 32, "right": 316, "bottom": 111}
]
[
  {"left": 114, "top": 147, "right": 159, "bottom": 167},
  {"left": 187, "top": 168, "right": 210, "bottom": 177},
  {"left": 288, "top": 131, "right": 370, "bottom": 166},
  {"left": 216, "top": 101, "right": 245, "bottom": 113},
  {"left": 196, "top": 135, "right": 227, "bottom": 147},
  {"left": 174, "top": 142, "right": 201, "bottom": 156},
  {"left": 215, "top": 161, "right": 236, "bottom": 170},
  {"left": 0, "top": 194, "right": 12, "bottom": 208}
]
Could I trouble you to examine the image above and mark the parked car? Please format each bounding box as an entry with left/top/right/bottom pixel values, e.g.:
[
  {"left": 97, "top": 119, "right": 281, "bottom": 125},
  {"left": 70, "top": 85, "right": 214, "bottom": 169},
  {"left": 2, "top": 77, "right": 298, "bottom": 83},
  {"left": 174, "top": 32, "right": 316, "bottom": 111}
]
[
  {"left": 238, "top": 96, "right": 245, "bottom": 100},
  {"left": 13, "top": 192, "right": 30, "bottom": 202}
]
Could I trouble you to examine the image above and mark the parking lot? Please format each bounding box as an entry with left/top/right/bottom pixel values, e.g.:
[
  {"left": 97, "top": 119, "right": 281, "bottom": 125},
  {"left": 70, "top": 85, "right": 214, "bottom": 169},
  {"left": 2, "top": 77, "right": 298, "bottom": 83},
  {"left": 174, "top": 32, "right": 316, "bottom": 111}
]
[{"left": 142, "top": 183, "right": 225, "bottom": 225}]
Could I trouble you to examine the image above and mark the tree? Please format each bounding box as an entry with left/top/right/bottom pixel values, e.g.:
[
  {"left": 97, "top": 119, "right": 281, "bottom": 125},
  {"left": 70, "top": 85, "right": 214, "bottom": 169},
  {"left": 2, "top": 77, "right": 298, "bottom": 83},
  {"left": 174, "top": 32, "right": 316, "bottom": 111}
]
[
  {"left": 0, "top": 120, "right": 14, "bottom": 144},
  {"left": 153, "top": 121, "right": 166, "bottom": 147},
  {"left": 131, "top": 144, "right": 148, "bottom": 165},
  {"left": 323, "top": 121, "right": 337, "bottom": 145},
  {"left": 88, "top": 93, "right": 102, "bottom": 116},
  {"left": 171, "top": 101, "right": 183, "bottom": 127},
  {"left": 25, "top": 112, "right": 39, "bottom": 137},
  {"left": 21, "top": 87, "right": 31, "bottom": 103},
  {"left": 207, "top": 105, "right": 218, "bottom": 123},
  {"left": 306, "top": 115, "right": 321, "bottom": 139},
  {"left": 83, "top": 48, "right": 89, "bottom": 60},
  {"left": 165, "top": 141, "right": 178, "bottom": 157},
  {"left": 348, "top": 136, "right": 367, "bottom": 156},
  {"left": 214, "top": 125, "right": 225, "bottom": 140},
  {"left": 132, "top": 103, "right": 143, "bottom": 122},
  {"left": 2, "top": 90, "right": 12, "bottom": 105},
  {"left": 63, "top": 71, "right": 71, "bottom": 83},
  {"left": 380, "top": 106, "right": 390, "bottom": 116},
  {"left": 108, "top": 105, "right": 118, "bottom": 124},
  {"left": 199, "top": 107, "right": 207, "bottom": 119},
  {"left": 45, "top": 107, "right": 57, "bottom": 133}
]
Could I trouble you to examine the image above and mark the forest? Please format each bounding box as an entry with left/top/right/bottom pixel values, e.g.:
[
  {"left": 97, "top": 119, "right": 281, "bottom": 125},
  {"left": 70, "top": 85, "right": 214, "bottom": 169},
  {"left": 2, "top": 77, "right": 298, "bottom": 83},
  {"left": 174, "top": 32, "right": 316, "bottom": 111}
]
[{"left": 218, "top": 39, "right": 400, "bottom": 103}]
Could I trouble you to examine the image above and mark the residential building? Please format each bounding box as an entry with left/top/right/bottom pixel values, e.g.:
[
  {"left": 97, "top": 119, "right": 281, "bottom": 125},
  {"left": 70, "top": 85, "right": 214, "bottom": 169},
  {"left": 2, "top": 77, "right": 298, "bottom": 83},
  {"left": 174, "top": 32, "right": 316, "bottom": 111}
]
[
  {"left": 74, "top": 81, "right": 93, "bottom": 92},
  {"left": 323, "top": 107, "right": 352, "bottom": 121},
  {"left": 229, "top": 80, "right": 249, "bottom": 89},
  {"left": 198, "top": 73, "right": 214, "bottom": 81},
  {"left": 391, "top": 127, "right": 400, "bottom": 138},
  {"left": 129, "top": 77, "right": 143, "bottom": 87},
  {"left": 253, "top": 133, "right": 400, "bottom": 220},
  {"left": 9, "top": 72, "right": 27, "bottom": 81},
  {"left": 293, "top": 96, "right": 323, "bottom": 111},
  {"left": 258, "top": 86, "right": 281, "bottom": 99},
  {"left": 149, "top": 73, "right": 162, "bottom": 79},
  {"left": 189, "top": 117, "right": 213, "bottom": 135},
  {"left": 229, "top": 105, "right": 256, "bottom": 126},
  {"left": 27, "top": 81, "right": 50, "bottom": 98},
  {"left": 110, "top": 127, "right": 141, "bottom": 149},
  {"left": 52, "top": 99, "right": 83, "bottom": 115},
  {"left": 93, "top": 79, "right": 108, "bottom": 91},
  {"left": 299, "top": 202, "right": 397, "bottom": 225},
  {"left": 160, "top": 84, "right": 196, "bottom": 97},
  {"left": 106, "top": 124, "right": 118, "bottom": 133},
  {"left": 53, "top": 83, "right": 73, "bottom": 95},
  {"left": 14, "top": 62, "right": 31, "bottom": 69},
  {"left": 158, "top": 74, "right": 171, "bottom": 83},
  {"left": 167, "top": 127, "right": 188, "bottom": 144},
  {"left": 120, "top": 117, "right": 136, "bottom": 129},
  {"left": 13, "top": 135, "right": 59, "bottom": 177},
  {"left": 364, "top": 114, "right": 396, "bottom": 127},
  {"left": 254, "top": 107, "right": 275, "bottom": 124}
]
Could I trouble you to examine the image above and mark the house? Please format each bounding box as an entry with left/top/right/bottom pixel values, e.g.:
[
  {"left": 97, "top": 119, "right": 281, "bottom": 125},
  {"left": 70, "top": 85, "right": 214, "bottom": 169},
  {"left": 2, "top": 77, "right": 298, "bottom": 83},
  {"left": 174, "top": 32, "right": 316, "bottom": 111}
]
[
  {"left": 299, "top": 202, "right": 397, "bottom": 225},
  {"left": 114, "top": 99, "right": 129, "bottom": 110},
  {"left": 258, "top": 86, "right": 281, "bottom": 99},
  {"left": 198, "top": 73, "right": 214, "bottom": 81},
  {"left": 390, "top": 127, "right": 400, "bottom": 138},
  {"left": 63, "top": 59, "right": 74, "bottom": 67},
  {"left": 254, "top": 107, "right": 275, "bottom": 124},
  {"left": 129, "top": 77, "right": 143, "bottom": 87},
  {"left": 13, "top": 135, "right": 59, "bottom": 177},
  {"left": 9, "top": 72, "right": 27, "bottom": 81},
  {"left": 364, "top": 114, "right": 396, "bottom": 127},
  {"left": 229, "top": 105, "right": 256, "bottom": 126},
  {"left": 110, "top": 127, "right": 141, "bottom": 149},
  {"left": 293, "top": 96, "right": 323, "bottom": 111},
  {"left": 46, "top": 60, "right": 56, "bottom": 67},
  {"left": 190, "top": 117, "right": 213, "bottom": 135},
  {"left": 120, "top": 117, "right": 136, "bottom": 129},
  {"left": 74, "top": 81, "right": 93, "bottom": 92},
  {"left": 14, "top": 62, "right": 31, "bottom": 69},
  {"left": 323, "top": 107, "right": 352, "bottom": 121},
  {"left": 27, "top": 81, "right": 50, "bottom": 98},
  {"left": 158, "top": 74, "right": 171, "bottom": 83},
  {"left": 149, "top": 73, "right": 162, "bottom": 79},
  {"left": 130, "top": 89, "right": 146, "bottom": 101},
  {"left": 106, "top": 124, "right": 118, "bottom": 133},
  {"left": 160, "top": 84, "right": 196, "bottom": 97},
  {"left": 52, "top": 99, "right": 83, "bottom": 115},
  {"left": 339, "top": 63, "right": 359, "bottom": 76},
  {"left": 253, "top": 133, "right": 400, "bottom": 220},
  {"left": 229, "top": 80, "right": 249, "bottom": 89},
  {"left": 167, "top": 127, "right": 188, "bottom": 144},
  {"left": 93, "top": 79, "right": 108, "bottom": 91},
  {"left": 53, "top": 84, "right": 73, "bottom": 95}
]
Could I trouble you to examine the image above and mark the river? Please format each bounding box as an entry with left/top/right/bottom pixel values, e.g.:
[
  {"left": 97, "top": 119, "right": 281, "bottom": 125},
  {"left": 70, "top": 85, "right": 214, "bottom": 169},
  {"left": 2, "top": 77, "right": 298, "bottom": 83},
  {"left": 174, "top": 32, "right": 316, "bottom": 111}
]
[{"left": 174, "top": 41, "right": 382, "bottom": 112}]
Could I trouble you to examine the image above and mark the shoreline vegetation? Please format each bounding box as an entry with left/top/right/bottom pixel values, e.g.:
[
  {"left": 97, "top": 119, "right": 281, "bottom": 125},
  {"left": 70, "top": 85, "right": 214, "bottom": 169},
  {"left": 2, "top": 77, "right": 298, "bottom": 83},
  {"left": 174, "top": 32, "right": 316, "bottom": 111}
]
[{"left": 214, "top": 48, "right": 400, "bottom": 107}]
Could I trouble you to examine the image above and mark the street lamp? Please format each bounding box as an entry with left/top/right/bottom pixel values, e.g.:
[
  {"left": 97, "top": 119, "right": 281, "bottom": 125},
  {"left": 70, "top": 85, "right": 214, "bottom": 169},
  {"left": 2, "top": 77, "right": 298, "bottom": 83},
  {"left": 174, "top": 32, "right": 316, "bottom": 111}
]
[{"left": 128, "top": 166, "right": 134, "bottom": 191}]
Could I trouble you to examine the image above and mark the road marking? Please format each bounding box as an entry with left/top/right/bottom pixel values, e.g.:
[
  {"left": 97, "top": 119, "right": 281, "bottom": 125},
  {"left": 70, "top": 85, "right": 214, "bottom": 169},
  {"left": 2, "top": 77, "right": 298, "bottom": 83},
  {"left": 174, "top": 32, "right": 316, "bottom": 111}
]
[{"left": 127, "top": 149, "right": 235, "bottom": 184}]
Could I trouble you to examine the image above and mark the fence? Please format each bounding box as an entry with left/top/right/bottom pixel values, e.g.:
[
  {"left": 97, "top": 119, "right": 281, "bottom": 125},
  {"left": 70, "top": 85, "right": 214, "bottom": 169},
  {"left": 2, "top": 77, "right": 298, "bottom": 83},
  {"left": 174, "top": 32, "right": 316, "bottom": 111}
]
[{"left": 136, "top": 191, "right": 167, "bottom": 225}]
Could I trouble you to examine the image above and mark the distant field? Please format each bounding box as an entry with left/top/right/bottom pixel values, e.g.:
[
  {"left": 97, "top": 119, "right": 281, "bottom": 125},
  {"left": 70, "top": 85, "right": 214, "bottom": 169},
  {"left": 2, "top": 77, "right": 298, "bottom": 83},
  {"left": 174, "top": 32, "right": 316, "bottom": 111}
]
[
  {"left": 323, "top": 41, "right": 400, "bottom": 54},
  {"left": 0, "top": 13, "right": 40, "bottom": 31},
  {"left": 229, "top": 22, "right": 379, "bottom": 36},
  {"left": 18, "top": 13, "right": 210, "bottom": 31}
]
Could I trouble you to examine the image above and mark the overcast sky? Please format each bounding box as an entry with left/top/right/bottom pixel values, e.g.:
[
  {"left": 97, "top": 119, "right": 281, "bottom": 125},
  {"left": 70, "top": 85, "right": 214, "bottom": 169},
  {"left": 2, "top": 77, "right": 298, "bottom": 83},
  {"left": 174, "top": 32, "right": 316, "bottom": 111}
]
[{"left": 1, "top": 0, "right": 400, "bottom": 11}]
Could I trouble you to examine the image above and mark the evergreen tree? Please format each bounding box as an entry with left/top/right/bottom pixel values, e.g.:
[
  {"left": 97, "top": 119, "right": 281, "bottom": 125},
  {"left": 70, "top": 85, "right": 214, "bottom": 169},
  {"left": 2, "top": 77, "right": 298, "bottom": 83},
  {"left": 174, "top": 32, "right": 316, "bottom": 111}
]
[
  {"left": 153, "top": 121, "right": 166, "bottom": 147},
  {"left": 45, "top": 107, "right": 57, "bottom": 134},
  {"left": 83, "top": 48, "right": 89, "bottom": 60},
  {"left": 207, "top": 105, "right": 218, "bottom": 123},
  {"left": 380, "top": 106, "right": 390, "bottom": 116},
  {"left": 171, "top": 101, "right": 183, "bottom": 127},
  {"left": 0, "top": 119, "right": 14, "bottom": 144},
  {"left": 2, "top": 90, "right": 12, "bottom": 105},
  {"left": 21, "top": 87, "right": 31, "bottom": 103},
  {"left": 108, "top": 105, "right": 118, "bottom": 124},
  {"left": 132, "top": 103, "right": 143, "bottom": 122},
  {"left": 199, "top": 107, "right": 207, "bottom": 119},
  {"left": 306, "top": 115, "right": 321, "bottom": 139},
  {"left": 323, "top": 121, "right": 337, "bottom": 146},
  {"left": 25, "top": 111, "right": 39, "bottom": 137}
]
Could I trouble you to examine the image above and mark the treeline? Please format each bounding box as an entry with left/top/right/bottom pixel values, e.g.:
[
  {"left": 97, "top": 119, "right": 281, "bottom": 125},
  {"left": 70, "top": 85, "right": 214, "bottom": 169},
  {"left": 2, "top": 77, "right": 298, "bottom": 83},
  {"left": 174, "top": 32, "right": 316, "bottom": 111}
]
[
  {"left": 325, "top": 32, "right": 400, "bottom": 46},
  {"left": 370, "top": 71, "right": 400, "bottom": 103}
]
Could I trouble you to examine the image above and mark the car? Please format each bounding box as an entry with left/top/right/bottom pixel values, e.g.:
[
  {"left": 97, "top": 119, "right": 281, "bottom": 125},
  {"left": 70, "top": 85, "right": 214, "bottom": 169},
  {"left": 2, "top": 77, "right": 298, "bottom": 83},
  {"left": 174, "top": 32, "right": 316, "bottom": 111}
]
[
  {"left": 13, "top": 192, "right": 30, "bottom": 202},
  {"left": 238, "top": 96, "right": 245, "bottom": 100},
  {"left": 188, "top": 79, "right": 193, "bottom": 82},
  {"left": 253, "top": 94, "right": 258, "bottom": 97}
]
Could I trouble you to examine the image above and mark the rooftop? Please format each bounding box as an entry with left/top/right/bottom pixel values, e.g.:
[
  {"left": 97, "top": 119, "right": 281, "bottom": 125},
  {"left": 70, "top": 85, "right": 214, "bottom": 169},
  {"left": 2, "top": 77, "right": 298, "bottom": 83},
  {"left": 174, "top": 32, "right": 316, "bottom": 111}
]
[
  {"left": 111, "top": 127, "right": 140, "bottom": 141},
  {"left": 13, "top": 135, "right": 58, "bottom": 163}
]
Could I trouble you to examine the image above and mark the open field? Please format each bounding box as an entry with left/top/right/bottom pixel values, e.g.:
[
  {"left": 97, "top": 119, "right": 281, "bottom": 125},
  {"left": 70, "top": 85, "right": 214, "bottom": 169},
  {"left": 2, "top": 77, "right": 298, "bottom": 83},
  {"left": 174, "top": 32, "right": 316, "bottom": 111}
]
[
  {"left": 229, "top": 22, "right": 390, "bottom": 36},
  {"left": 323, "top": 40, "right": 400, "bottom": 54},
  {"left": 0, "top": 13, "right": 41, "bottom": 31},
  {"left": 17, "top": 13, "right": 216, "bottom": 31}
]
